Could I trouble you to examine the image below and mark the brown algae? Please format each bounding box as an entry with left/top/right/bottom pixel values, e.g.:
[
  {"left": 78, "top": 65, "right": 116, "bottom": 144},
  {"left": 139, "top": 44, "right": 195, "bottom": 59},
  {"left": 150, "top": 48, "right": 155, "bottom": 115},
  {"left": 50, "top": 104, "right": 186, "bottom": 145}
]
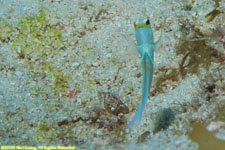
[{"left": 177, "top": 39, "right": 218, "bottom": 78}]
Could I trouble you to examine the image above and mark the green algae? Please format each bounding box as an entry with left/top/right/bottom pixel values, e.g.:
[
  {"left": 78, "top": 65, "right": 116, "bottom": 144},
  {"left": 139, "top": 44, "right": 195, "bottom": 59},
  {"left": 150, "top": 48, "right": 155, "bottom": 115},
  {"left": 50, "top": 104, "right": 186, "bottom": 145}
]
[
  {"left": 52, "top": 68, "right": 69, "bottom": 94},
  {"left": 7, "top": 6, "right": 69, "bottom": 96},
  {"left": 35, "top": 121, "right": 58, "bottom": 144},
  {"left": 84, "top": 78, "right": 97, "bottom": 91},
  {"left": 12, "top": 6, "right": 64, "bottom": 61},
  {"left": 0, "top": 19, "right": 13, "bottom": 43},
  {"left": 31, "top": 62, "right": 69, "bottom": 97}
]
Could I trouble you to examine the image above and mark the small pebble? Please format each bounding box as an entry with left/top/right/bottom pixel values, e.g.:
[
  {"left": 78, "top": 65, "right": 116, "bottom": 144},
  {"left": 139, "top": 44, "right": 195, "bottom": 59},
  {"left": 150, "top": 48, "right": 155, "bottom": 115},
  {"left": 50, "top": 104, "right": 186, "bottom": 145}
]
[
  {"left": 207, "top": 121, "right": 225, "bottom": 132},
  {"left": 215, "top": 129, "right": 225, "bottom": 141}
]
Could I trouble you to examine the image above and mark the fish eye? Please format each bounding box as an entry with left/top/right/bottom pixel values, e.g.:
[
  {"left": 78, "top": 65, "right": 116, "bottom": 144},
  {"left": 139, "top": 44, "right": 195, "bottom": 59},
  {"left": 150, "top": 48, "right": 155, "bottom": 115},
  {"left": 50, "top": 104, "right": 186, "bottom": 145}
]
[{"left": 146, "top": 19, "right": 150, "bottom": 25}]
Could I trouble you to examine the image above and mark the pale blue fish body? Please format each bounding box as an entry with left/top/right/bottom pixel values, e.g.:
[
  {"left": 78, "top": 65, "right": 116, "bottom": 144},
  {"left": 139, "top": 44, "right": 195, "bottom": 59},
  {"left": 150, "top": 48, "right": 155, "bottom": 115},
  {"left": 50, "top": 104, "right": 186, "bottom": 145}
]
[{"left": 127, "top": 18, "right": 155, "bottom": 128}]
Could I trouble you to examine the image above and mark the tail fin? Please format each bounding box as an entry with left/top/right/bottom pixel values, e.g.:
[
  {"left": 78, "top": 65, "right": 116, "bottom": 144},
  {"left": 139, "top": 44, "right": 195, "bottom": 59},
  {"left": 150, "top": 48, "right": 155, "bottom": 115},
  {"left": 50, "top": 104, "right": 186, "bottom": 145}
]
[{"left": 127, "top": 100, "right": 145, "bottom": 128}]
